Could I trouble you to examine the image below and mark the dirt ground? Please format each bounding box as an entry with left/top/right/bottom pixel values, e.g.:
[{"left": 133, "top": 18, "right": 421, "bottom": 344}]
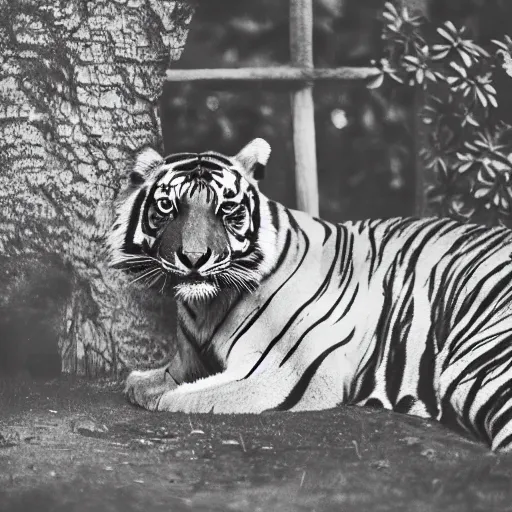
[{"left": 0, "top": 377, "right": 511, "bottom": 512}]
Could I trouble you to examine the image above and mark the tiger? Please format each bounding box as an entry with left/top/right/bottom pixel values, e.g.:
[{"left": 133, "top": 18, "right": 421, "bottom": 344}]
[{"left": 107, "top": 138, "right": 512, "bottom": 452}]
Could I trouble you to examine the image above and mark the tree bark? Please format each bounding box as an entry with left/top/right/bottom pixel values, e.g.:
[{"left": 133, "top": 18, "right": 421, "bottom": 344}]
[{"left": 0, "top": 0, "right": 194, "bottom": 376}]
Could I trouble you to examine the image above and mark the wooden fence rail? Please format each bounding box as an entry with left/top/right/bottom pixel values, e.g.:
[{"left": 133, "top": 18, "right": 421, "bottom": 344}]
[{"left": 165, "top": 67, "right": 379, "bottom": 83}]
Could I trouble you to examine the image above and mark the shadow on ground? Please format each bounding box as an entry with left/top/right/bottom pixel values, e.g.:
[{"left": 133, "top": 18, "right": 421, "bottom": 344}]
[{"left": 0, "top": 377, "right": 511, "bottom": 512}]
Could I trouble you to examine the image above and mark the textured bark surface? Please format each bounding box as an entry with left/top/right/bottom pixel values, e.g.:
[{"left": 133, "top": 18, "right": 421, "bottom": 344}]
[{"left": 0, "top": 0, "right": 194, "bottom": 376}]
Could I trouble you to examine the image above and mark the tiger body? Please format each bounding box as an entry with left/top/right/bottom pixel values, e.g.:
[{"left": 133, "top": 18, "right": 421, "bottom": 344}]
[{"left": 108, "top": 139, "right": 512, "bottom": 451}]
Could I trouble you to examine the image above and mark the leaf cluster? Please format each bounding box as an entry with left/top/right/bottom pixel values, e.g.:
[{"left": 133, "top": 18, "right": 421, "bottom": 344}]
[{"left": 371, "top": 2, "right": 512, "bottom": 225}]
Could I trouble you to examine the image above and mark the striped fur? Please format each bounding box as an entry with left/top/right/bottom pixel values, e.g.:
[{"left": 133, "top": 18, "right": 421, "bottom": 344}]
[{"left": 108, "top": 139, "right": 512, "bottom": 451}]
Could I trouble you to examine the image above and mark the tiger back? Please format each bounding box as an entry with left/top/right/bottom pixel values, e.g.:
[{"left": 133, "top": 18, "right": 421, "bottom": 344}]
[{"left": 107, "top": 138, "right": 512, "bottom": 452}]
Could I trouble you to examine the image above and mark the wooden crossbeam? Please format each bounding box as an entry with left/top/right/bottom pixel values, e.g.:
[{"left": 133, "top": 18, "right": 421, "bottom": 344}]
[
  {"left": 165, "top": 67, "right": 379, "bottom": 83},
  {"left": 165, "top": 0, "right": 379, "bottom": 216}
]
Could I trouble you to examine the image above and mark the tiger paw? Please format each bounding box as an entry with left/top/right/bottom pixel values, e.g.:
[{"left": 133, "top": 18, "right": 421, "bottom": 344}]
[{"left": 125, "top": 367, "right": 177, "bottom": 411}]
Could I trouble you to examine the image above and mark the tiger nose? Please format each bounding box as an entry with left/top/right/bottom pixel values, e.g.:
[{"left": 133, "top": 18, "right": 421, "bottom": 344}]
[
  {"left": 178, "top": 248, "right": 211, "bottom": 269},
  {"left": 184, "top": 251, "right": 204, "bottom": 267}
]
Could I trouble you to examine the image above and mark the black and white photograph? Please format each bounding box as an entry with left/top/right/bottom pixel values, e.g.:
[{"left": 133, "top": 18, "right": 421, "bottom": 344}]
[{"left": 1, "top": 0, "right": 512, "bottom": 510}]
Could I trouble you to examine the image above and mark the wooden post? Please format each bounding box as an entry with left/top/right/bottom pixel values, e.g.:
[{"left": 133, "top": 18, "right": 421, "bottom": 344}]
[
  {"left": 290, "top": 0, "right": 319, "bottom": 216},
  {"left": 399, "top": 0, "right": 432, "bottom": 216}
]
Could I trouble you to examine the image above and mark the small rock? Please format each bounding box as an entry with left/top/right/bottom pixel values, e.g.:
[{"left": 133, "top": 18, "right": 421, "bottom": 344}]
[
  {"left": 0, "top": 431, "right": 20, "bottom": 448},
  {"left": 421, "top": 448, "right": 436, "bottom": 460},
  {"left": 370, "top": 460, "right": 390, "bottom": 470},
  {"left": 174, "top": 449, "right": 196, "bottom": 459},
  {"left": 71, "top": 419, "right": 109, "bottom": 437},
  {"left": 221, "top": 439, "right": 240, "bottom": 446},
  {"left": 190, "top": 429, "right": 205, "bottom": 435},
  {"left": 402, "top": 436, "right": 421, "bottom": 446},
  {"left": 135, "top": 438, "right": 154, "bottom": 446},
  {"left": 49, "top": 470, "right": 57, "bottom": 478}
]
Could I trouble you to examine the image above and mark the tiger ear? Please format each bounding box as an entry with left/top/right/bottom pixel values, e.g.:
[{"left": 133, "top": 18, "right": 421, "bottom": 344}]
[
  {"left": 233, "top": 138, "right": 271, "bottom": 181},
  {"left": 129, "top": 147, "right": 163, "bottom": 186}
]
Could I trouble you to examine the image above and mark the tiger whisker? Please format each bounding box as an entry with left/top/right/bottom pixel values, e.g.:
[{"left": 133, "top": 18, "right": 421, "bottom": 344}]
[
  {"left": 159, "top": 272, "right": 169, "bottom": 294},
  {"left": 203, "top": 262, "right": 231, "bottom": 275},
  {"left": 147, "top": 270, "right": 165, "bottom": 289},
  {"left": 110, "top": 256, "right": 158, "bottom": 269},
  {"left": 129, "top": 267, "right": 161, "bottom": 285}
]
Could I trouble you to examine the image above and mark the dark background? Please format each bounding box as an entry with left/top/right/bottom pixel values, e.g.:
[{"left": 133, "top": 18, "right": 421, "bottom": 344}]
[{"left": 162, "top": 0, "right": 512, "bottom": 223}]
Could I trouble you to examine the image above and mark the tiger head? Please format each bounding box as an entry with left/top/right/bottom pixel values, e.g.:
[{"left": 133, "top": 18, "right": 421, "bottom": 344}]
[{"left": 107, "top": 139, "right": 279, "bottom": 302}]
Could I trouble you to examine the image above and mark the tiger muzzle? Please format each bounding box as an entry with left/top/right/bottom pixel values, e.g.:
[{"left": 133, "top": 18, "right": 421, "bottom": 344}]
[{"left": 158, "top": 190, "right": 229, "bottom": 273}]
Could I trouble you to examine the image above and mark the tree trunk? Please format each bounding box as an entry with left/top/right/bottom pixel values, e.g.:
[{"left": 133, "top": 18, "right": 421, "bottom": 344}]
[{"left": 0, "top": 1, "right": 194, "bottom": 377}]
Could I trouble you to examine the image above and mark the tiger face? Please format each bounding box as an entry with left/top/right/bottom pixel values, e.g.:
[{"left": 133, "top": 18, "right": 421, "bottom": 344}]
[{"left": 107, "top": 139, "right": 277, "bottom": 302}]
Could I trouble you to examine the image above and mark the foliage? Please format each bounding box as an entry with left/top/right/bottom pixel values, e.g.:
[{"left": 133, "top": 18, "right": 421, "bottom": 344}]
[{"left": 371, "top": 1, "right": 512, "bottom": 226}]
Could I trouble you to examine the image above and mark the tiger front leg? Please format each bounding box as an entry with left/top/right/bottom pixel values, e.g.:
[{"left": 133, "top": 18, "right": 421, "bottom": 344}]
[
  {"left": 125, "top": 332, "right": 215, "bottom": 410},
  {"left": 154, "top": 371, "right": 290, "bottom": 414},
  {"left": 125, "top": 366, "right": 179, "bottom": 410}
]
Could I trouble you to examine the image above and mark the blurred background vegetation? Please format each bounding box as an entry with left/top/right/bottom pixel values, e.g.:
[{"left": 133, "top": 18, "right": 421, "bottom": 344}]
[{"left": 162, "top": 0, "right": 512, "bottom": 224}]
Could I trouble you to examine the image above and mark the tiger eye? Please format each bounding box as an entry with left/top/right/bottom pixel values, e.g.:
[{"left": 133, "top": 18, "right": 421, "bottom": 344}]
[{"left": 157, "top": 198, "right": 173, "bottom": 214}]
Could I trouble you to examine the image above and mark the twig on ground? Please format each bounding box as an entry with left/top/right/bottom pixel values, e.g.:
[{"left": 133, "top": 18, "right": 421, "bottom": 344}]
[{"left": 352, "top": 440, "right": 362, "bottom": 459}]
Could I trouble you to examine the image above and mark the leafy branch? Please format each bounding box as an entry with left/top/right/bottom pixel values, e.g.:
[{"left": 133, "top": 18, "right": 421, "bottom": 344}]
[{"left": 370, "top": 1, "right": 512, "bottom": 226}]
